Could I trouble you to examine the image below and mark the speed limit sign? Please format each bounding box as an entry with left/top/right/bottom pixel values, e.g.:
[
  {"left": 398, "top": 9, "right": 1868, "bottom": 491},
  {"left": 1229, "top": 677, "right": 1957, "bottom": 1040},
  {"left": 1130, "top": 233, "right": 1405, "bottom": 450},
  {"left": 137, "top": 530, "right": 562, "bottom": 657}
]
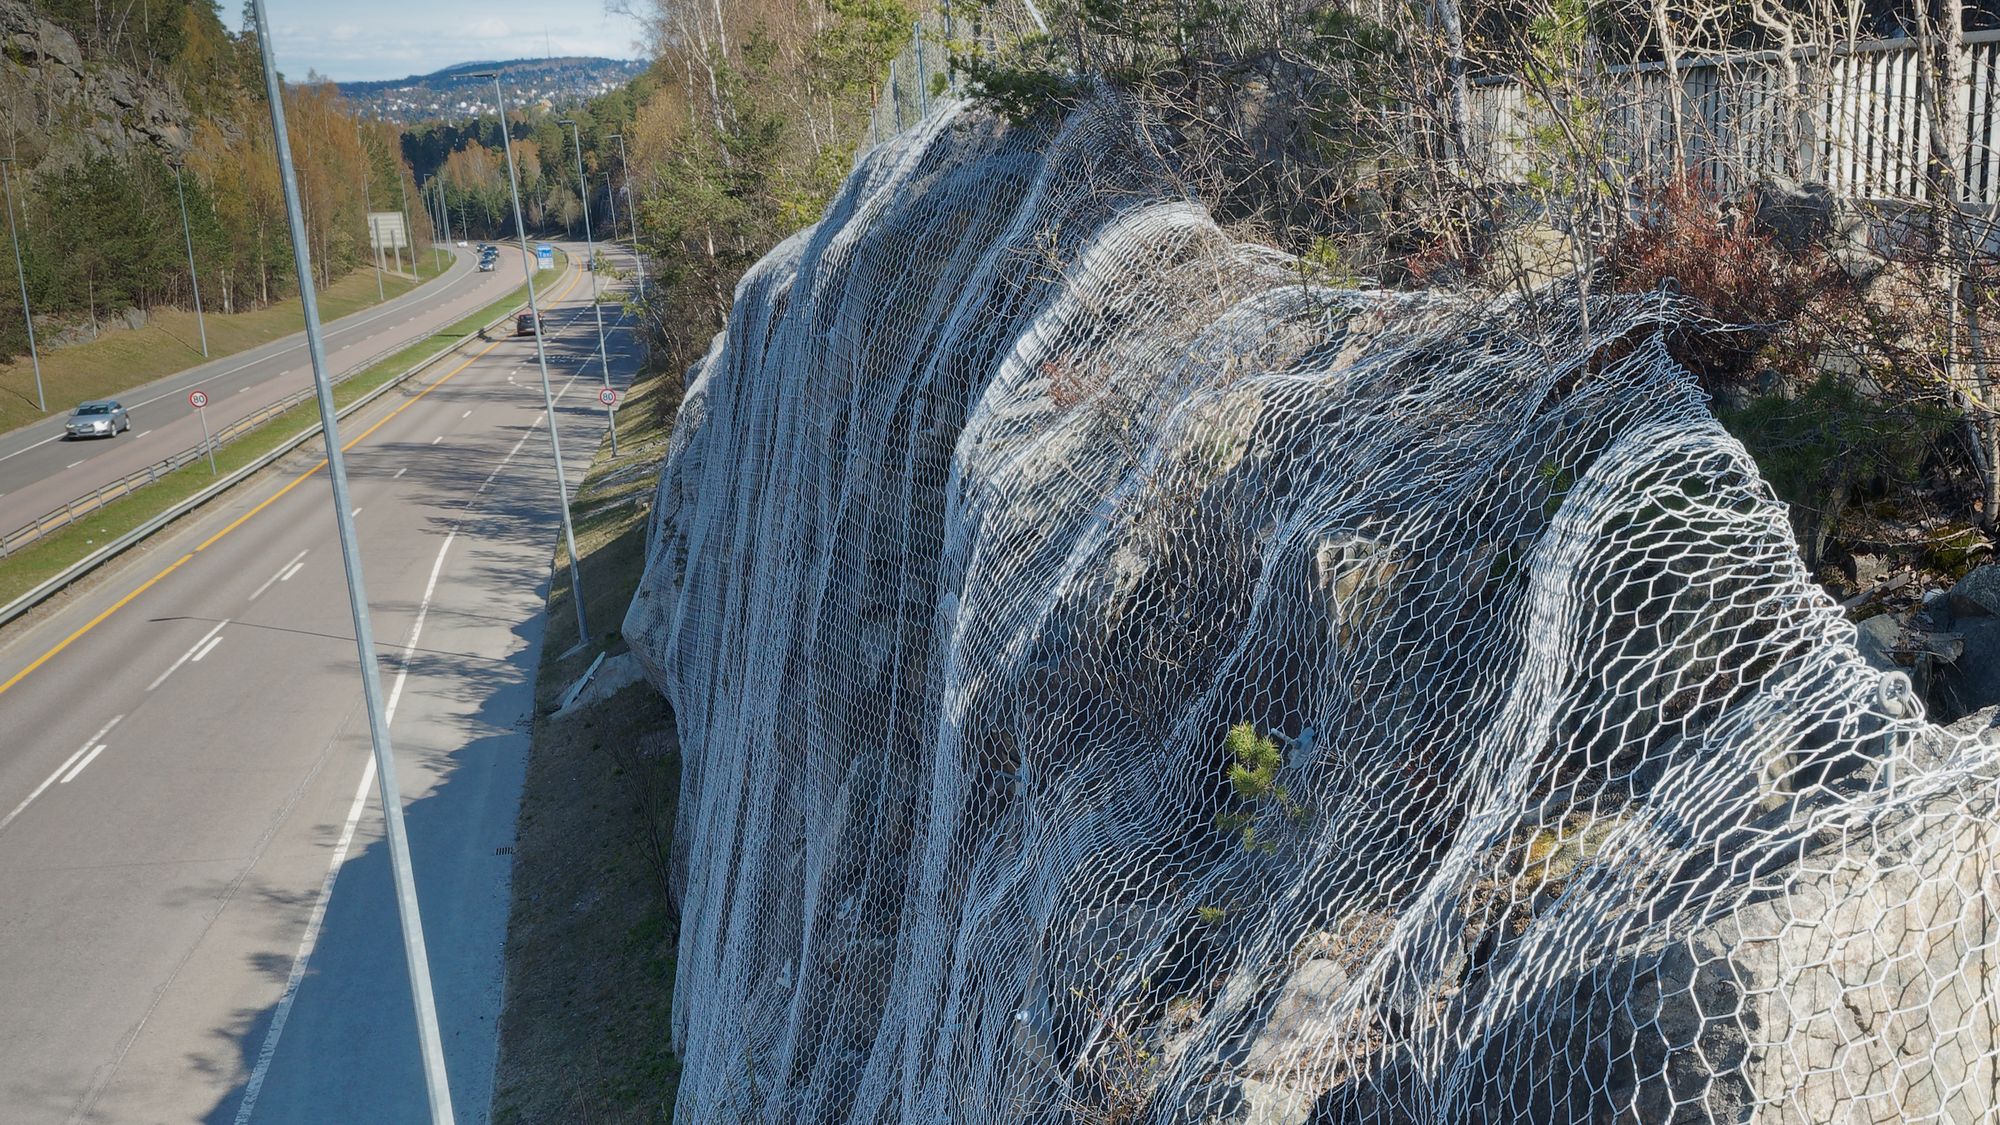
[
  {"left": 598, "top": 387, "right": 619, "bottom": 407},
  {"left": 188, "top": 389, "right": 208, "bottom": 409}
]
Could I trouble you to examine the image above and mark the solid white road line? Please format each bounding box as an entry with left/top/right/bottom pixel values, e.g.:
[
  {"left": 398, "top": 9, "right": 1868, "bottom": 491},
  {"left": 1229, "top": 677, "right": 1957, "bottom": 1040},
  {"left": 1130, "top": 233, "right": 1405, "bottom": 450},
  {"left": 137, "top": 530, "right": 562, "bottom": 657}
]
[
  {"left": 189, "top": 634, "right": 224, "bottom": 663},
  {"left": 249, "top": 549, "right": 309, "bottom": 601},
  {"left": 0, "top": 715, "right": 123, "bottom": 834},
  {"left": 236, "top": 531, "right": 455, "bottom": 1121},
  {"left": 58, "top": 743, "right": 108, "bottom": 784},
  {"left": 233, "top": 755, "right": 375, "bottom": 1125},
  {"left": 147, "top": 618, "right": 230, "bottom": 691}
]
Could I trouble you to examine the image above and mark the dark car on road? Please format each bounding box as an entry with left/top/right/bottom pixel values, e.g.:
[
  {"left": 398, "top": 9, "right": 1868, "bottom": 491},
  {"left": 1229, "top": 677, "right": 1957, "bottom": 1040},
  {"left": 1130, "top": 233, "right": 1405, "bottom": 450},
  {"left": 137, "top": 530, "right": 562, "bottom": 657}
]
[
  {"left": 515, "top": 312, "right": 542, "bottom": 337},
  {"left": 64, "top": 400, "right": 130, "bottom": 439}
]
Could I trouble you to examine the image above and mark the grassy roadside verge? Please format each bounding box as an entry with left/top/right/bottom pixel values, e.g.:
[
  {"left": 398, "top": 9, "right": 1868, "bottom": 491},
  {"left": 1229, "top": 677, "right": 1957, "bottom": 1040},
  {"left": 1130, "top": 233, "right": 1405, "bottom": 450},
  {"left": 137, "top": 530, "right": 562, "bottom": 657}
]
[
  {"left": 0, "top": 253, "right": 564, "bottom": 608},
  {"left": 493, "top": 343, "right": 683, "bottom": 1122},
  {"left": 0, "top": 253, "right": 452, "bottom": 435}
]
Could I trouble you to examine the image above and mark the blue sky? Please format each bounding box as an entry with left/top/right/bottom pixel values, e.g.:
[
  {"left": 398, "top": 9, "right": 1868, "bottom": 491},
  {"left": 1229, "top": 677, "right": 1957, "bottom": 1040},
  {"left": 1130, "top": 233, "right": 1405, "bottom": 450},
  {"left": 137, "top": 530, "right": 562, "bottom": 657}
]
[{"left": 263, "top": 1, "right": 647, "bottom": 83}]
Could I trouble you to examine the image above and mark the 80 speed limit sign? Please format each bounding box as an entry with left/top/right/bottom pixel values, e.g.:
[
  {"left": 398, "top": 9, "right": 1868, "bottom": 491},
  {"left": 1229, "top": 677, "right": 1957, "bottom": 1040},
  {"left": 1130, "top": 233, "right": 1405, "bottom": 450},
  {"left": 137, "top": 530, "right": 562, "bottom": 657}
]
[
  {"left": 598, "top": 387, "right": 619, "bottom": 407},
  {"left": 188, "top": 389, "right": 208, "bottom": 409}
]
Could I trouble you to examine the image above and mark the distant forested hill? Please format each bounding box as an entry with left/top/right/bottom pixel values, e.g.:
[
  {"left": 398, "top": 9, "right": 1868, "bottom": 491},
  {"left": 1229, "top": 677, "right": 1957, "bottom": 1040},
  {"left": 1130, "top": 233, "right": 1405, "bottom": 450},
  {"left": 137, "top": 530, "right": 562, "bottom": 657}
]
[{"left": 338, "top": 57, "right": 648, "bottom": 124}]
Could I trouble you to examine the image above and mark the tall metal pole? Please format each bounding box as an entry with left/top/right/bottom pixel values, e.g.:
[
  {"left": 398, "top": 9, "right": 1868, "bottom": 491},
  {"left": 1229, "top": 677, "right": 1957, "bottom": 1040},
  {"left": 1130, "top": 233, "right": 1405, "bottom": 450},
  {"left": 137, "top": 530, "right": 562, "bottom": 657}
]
[
  {"left": 481, "top": 71, "right": 590, "bottom": 648},
  {"left": 248, "top": 6, "right": 455, "bottom": 1121},
  {"left": 0, "top": 159, "right": 43, "bottom": 413},
  {"left": 356, "top": 122, "right": 384, "bottom": 300},
  {"left": 558, "top": 119, "right": 616, "bottom": 457},
  {"left": 395, "top": 168, "right": 412, "bottom": 278},
  {"left": 172, "top": 163, "right": 209, "bottom": 357},
  {"left": 609, "top": 133, "right": 644, "bottom": 303}
]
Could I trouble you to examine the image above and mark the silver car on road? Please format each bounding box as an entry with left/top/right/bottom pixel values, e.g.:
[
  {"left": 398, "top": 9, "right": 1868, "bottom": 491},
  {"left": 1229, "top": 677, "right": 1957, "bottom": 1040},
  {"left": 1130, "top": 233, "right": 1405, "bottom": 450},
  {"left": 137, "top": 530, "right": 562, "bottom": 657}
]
[{"left": 65, "top": 399, "right": 130, "bottom": 439}]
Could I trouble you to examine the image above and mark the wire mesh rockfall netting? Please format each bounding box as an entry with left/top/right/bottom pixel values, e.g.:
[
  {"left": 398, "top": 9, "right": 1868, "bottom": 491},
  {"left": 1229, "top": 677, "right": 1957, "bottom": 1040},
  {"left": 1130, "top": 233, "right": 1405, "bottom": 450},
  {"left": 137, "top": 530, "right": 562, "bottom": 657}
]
[{"left": 623, "top": 95, "right": 2000, "bottom": 1124}]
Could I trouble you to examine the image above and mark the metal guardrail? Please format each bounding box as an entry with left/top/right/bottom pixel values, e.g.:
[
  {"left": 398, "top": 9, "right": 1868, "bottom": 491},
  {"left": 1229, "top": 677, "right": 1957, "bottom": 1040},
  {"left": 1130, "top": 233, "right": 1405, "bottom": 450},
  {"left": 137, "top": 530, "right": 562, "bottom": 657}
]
[
  {"left": 0, "top": 296, "right": 490, "bottom": 559},
  {"left": 0, "top": 259, "right": 570, "bottom": 631}
]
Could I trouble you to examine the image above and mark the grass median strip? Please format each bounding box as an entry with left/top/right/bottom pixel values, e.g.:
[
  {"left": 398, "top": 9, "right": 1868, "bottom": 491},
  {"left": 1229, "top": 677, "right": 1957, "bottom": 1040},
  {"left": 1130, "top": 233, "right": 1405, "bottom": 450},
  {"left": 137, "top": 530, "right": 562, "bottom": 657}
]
[{"left": 0, "top": 254, "right": 565, "bottom": 608}]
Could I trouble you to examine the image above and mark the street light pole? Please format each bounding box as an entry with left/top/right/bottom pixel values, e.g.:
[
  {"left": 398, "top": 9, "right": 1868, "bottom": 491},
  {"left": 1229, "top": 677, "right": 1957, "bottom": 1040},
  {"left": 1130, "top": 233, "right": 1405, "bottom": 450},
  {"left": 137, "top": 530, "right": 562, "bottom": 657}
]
[
  {"left": 394, "top": 166, "right": 413, "bottom": 278},
  {"left": 607, "top": 133, "right": 644, "bottom": 303},
  {"left": 246, "top": 4, "right": 454, "bottom": 1122},
  {"left": 478, "top": 70, "right": 590, "bottom": 648},
  {"left": 0, "top": 158, "right": 43, "bottom": 412},
  {"left": 557, "top": 118, "right": 616, "bottom": 457},
  {"left": 171, "top": 161, "right": 209, "bottom": 357}
]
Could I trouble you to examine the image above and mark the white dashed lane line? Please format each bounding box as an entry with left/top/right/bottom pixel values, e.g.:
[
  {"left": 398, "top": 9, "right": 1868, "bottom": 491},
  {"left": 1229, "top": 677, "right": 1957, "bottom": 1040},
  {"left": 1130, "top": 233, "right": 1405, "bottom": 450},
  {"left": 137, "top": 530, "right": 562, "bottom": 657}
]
[
  {"left": 250, "top": 549, "right": 309, "bottom": 601},
  {"left": 148, "top": 618, "right": 230, "bottom": 692},
  {"left": 0, "top": 714, "right": 124, "bottom": 833}
]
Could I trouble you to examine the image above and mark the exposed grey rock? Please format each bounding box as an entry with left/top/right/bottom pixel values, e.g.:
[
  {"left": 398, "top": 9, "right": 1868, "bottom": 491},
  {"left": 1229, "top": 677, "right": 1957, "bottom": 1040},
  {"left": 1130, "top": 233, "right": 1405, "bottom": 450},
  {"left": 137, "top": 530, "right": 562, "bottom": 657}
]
[
  {"left": 1949, "top": 564, "right": 2000, "bottom": 619},
  {"left": 550, "top": 651, "right": 648, "bottom": 719},
  {"left": 1750, "top": 176, "right": 1835, "bottom": 250},
  {"left": 1846, "top": 552, "right": 1890, "bottom": 589},
  {"left": 1934, "top": 617, "right": 2000, "bottom": 723},
  {"left": 1852, "top": 613, "right": 1902, "bottom": 677},
  {"left": 0, "top": 0, "right": 189, "bottom": 161},
  {"left": 1945, "top": 705, "right": 2000, "bottom": 746}
]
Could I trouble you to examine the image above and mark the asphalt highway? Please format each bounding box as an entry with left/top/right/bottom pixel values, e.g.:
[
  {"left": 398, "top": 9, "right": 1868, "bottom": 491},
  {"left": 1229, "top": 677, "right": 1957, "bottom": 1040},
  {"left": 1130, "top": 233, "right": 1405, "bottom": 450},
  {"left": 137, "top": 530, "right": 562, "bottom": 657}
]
[
  {"left": 0, "top": 244, "right": 636, "bottom": 1123},
  {"left": 0, "top": 243, "right": 530, "bottom": 544}
]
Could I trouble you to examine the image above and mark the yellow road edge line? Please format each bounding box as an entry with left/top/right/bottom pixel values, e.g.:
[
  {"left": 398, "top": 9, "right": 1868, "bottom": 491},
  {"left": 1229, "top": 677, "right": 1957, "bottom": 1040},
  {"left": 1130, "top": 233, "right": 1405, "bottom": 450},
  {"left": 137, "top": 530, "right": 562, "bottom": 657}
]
[
  {"left": 0, "top": 262, "right": 588, "bottom": 699},
  {"left": 0, "top": 552, "right": 196, "bottom": 695}
]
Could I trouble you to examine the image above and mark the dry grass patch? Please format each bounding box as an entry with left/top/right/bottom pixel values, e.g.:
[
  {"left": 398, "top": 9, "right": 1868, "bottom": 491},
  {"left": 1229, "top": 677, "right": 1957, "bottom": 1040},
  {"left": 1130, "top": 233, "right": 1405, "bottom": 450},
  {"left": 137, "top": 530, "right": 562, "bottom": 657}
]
[
  {"left": 0, "top": 258, "right": 445, "bottom": 434},
  {"left": 495, "top": 340, "right": 684, "bottom": 1121}
]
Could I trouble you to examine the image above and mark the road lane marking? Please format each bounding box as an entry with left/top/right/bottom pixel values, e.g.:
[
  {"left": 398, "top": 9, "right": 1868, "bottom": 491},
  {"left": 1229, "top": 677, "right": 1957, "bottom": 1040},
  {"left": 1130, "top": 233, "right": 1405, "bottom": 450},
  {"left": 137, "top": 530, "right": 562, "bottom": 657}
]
[
  {"left": 189, "top": 634, "right": 223, "bottom": 662},
  {"left": 0, "top": 261, "right": 589, "bottom": 701},
  {"left": 58, "top": 742, "right": 108, "bottom": 784},
  {"left": 350, "top": 507, "right": 362, "bottom": 518},
  {"left": 393, "top": 467, "right": 407, "bottom": 479},
  {"left": 66, "top": 459, "right": 84, "bottom": 469},
  {"left": 461, "top": 410, "right": 471, "bottom": 419},
  {"left": 147, "top": 618, "right": 229, "bottom": 691},
  {"left": 431, "top": 435, "right": 442, "bottom": 444},
  {"left": 234, "top": 754, "right": 376, "bottom": 1125},
  {"left": 0, "top": 715, "right": 122, "bottom": 832},
  {"left": 239, "top": 530, "right": 454, "bottom": 1121},
  {"left": 249, "top": 550, "right": 309, "bottom": 601},
  {"left": 135, "top": 430, "right": 151, "bottom": 439},
  {"left": 0, "top": 552, "right": 197, "bottom": 696},
  {"left": 0, "top": 261, "right": 485, "bottom": 467}
]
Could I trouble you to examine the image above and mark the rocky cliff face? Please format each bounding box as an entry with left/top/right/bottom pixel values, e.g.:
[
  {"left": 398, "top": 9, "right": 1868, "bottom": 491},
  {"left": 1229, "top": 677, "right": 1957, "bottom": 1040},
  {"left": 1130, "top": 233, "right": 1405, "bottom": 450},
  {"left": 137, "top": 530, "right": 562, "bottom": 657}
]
[
  {"left": 624, "top": 97, "right": 2000, "bottom": 1123},
  {"left": 0, "top": 0, "right": 189, "bottom": 164}
]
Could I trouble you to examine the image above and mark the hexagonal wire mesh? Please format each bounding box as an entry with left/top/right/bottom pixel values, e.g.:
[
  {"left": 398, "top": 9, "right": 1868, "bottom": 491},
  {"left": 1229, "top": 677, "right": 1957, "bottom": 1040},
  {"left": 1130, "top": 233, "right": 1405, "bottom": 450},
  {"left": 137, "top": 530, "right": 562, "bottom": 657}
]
[{"left": 624, "top": 96, "right": 2000, "bottom": 1124}]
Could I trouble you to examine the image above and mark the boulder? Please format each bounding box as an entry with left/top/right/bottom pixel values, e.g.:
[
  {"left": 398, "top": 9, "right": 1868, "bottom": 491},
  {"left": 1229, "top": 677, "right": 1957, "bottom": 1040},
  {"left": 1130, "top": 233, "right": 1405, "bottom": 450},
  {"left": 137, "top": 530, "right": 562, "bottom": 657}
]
[
  {"left": 1852, "top": 613, "right": 1902, "bottom": 676},
  {"left": 1471, "top": 775, "right": 2000, "bottom": 1124},
  {"left": 1933, "top": 617, "right": 2000, "bottom": 722},
  {"left": 1749, "top": 176, "right": 1835, "bottom": 251},
  {"left": 1949, "top": 564, "right": 2000, "bottom": 618},
  {"left": 1845, "top": 552, "right": 1891, "bottom": 589}
]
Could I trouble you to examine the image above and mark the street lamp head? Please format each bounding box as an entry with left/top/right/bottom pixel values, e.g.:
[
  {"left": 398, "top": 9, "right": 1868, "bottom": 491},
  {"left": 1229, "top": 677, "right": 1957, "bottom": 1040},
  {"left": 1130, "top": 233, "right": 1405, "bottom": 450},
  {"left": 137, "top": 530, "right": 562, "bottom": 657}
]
[
  {"left": 556, "top": 118, "right": 576, "bottom": 127},
  {"left": 464, "top": 70, "right": 498, "bottom": 79}
]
